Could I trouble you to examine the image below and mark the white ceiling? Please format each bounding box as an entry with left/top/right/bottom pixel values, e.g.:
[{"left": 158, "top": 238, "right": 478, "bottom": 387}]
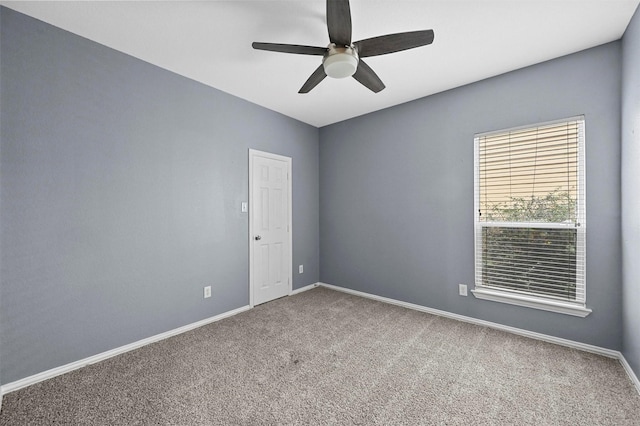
[{"left": 2, "top": 1, "right": 639, "bottom": 127}]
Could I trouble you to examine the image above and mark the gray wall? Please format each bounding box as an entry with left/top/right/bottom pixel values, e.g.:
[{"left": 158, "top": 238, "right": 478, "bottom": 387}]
[
  {"left": 0, "top": 6, "right": 3, "bottom": 406},
  {"left": 622, "top": 5, "right": 640, "bottom": 378},
  {"left": 0, "top": 8, "right": 319, "bottom": 384},
  {"left": 320, "top": 42, "right": 623, "bottom": 350}
]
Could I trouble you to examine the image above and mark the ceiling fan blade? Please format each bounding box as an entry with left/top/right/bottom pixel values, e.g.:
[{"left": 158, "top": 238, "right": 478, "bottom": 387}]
[
  {"left": 252, "top": 42, "right": 327, "bottom": 55},
  {"left": 299, "top": 65, "right": 327, "bottom": 93},
  {"left": 354, "top": 30, "right": 435, "bottom": 58},
  {"left": 327, "top": 0, "right": 352, "bottom": 46},
  {"left": 352, "top": 59, "right": 385, "bottom": 93}
]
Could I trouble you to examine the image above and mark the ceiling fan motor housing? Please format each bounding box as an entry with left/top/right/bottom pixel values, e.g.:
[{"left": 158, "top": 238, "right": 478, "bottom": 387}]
[{"left": 323, "top": 44, "right": 359, "bottom": 79}]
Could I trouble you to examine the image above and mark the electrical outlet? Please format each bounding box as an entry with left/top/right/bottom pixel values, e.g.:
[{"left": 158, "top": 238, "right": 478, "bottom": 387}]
[
  {"left": 204, "top": 286, "right": 212, "bottom": 299},
  {"left": 299, "top": 265, "right": 304, "bottom": 274},
  {"left": 459, "top": 284, "right": 468, "bottom": 297}
]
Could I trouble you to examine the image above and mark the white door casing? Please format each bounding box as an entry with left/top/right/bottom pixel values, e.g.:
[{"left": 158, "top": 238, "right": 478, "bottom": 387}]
[{"left": 249, "top": 149, "right": 292, "bottom": 306}]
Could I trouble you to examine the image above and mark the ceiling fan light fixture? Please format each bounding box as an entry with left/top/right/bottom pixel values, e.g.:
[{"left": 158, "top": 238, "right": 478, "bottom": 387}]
[{"left": 323, "top": 45, "right": 358, "bottom": 79}]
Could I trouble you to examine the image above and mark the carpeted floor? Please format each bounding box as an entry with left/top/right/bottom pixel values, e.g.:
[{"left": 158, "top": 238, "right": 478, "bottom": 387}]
[{"left": 1, "top": 287, "right": 639, "bottom": 425}]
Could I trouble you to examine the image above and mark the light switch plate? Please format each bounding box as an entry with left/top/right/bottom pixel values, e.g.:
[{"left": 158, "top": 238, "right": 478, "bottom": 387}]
[{"left": 241, "top": 202, "right": 248, "bottom": 213}]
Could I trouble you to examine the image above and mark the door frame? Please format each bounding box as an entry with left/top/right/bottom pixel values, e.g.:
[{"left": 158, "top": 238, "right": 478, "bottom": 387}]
[{"left": 248, "top": 149, "right": 293, "bottom": 307}]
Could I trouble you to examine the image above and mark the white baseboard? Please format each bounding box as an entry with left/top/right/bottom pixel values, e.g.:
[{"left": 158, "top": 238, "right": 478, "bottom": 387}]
[
  {"left": 1, "top": 285, "right": 320, "bottom": 397},
  {"left": 0, "top": 305, "right": 251, "bottom": 396},
  {"left": 290, "top": 282, "right": 319, "bottom": 296},
  {"left": 3, "top": 283, "right": 639, "bottom": 398},
  {"left": 619, "top": 354, "right": 640, "bottom": 395},
  {"left": 319, "top": 282, "right": 640, "bottom": 395}
]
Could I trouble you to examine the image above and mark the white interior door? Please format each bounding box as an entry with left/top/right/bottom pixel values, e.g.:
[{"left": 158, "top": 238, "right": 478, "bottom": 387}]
[{"left": 249, "top": 149, "right": 292, "bottom": 306}]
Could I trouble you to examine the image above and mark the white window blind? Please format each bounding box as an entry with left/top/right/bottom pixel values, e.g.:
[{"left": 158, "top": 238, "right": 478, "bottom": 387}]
[{"left": 473, "top": 117, "right": 587, "bottom": 315}]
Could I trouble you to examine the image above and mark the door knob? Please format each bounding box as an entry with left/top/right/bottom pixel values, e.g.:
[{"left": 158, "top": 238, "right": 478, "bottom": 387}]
[{"left": 255, "top": 235, "right": 262, "bottom": 241}]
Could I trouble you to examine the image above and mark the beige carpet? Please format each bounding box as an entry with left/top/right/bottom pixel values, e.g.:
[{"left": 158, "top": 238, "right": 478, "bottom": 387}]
[{"left": 1, "top": 287, "right": 638, "bottom": 425}]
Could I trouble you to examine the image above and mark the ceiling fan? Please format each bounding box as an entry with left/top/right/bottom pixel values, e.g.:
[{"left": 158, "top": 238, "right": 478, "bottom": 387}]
[{"left": 252, "top": 0, "right": 435, "bottom": 94}]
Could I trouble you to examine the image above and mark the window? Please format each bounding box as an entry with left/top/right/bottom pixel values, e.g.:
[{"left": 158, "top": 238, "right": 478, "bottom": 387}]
[{"left": 472, "top": 117, "right": 590, "bottom": 317}]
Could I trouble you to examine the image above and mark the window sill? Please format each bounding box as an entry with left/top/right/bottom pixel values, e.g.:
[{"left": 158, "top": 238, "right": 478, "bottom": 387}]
[{"left": 471, "top": 287, "right": 592, "bottom": 317}]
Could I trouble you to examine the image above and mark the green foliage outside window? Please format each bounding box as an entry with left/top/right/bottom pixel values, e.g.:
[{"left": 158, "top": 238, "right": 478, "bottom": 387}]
[{"left": 482, "top": 189, "right": 577, "bottom": 223}]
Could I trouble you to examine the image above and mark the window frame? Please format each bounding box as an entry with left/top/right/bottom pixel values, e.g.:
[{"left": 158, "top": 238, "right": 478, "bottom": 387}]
[{"left": 471, "top": 117, "right": 591, "bottom": 317}]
